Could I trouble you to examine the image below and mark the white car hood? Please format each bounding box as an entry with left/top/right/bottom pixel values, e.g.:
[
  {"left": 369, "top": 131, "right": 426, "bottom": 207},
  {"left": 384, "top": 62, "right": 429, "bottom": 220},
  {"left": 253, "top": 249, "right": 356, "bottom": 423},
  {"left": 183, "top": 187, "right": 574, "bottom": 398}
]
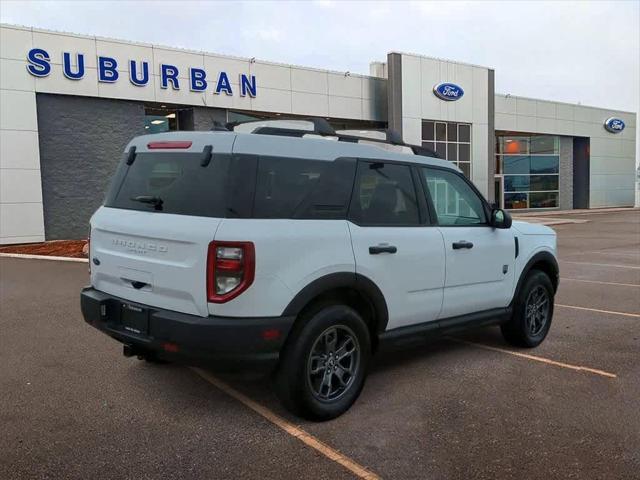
[{"left": 511, "top": 220, "right": 556, "bottom": 236}]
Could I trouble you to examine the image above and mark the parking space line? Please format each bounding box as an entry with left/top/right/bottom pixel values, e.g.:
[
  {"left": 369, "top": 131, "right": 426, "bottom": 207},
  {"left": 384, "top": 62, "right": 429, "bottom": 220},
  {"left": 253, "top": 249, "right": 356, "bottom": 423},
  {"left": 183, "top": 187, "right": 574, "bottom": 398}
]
[
  {"left": 561, "top": 260, "right": 640, "bottom": 270},
  {"left": 191, "top": 368, "right": 381, "bottom": 480},
  {"left": 556, "top": 304, "right": 640, "bottom": 318},
  {"left": 560, "top": 278, "right": 639, "bottom": 288},
  {"left": 450, "top": 339, "right": 617, "bottom": 378}
]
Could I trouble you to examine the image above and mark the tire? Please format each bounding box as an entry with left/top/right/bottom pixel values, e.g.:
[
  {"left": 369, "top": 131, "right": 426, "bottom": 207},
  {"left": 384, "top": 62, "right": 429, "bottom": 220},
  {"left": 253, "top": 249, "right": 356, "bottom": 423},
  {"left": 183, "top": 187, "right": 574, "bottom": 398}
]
[
  {"left": 274, "top": 303, "right": 371, "bottom": 421},
  {"left": 501, "top": 269, "right": 554, "bottom": 348}
]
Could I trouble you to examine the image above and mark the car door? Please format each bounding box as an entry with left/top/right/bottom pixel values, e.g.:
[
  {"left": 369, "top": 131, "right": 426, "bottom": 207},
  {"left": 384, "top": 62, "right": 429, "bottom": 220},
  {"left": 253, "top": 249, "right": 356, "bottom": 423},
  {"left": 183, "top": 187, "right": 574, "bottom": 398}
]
[
  {"left": 419, "top": 166, "right": 515, "bottom": 319},
  {"left": 348, "top": 160, "right": 445, "bottom": 330}
]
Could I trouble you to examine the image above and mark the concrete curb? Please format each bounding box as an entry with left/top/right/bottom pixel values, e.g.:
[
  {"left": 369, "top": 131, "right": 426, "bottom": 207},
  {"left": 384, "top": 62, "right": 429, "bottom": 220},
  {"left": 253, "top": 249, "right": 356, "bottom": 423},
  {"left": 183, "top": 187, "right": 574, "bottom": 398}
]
[
  {"left": 513, "top": 217, "right": 589, "bottom": 226},
  {"left": 513, "top": 207, "right": 639, "bottom": 217},
  {"left": 0, "top": 252, "right": 88, "bottom": 263}
]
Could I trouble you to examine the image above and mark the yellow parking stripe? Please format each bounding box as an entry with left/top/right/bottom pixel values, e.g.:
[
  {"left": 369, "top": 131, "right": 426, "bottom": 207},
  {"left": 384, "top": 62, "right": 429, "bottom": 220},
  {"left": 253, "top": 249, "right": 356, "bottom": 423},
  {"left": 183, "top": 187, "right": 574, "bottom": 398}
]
[
  {"left": 561, "top": 260, "right": 640, "bottom": 270},
  {"left": 560, "top": 278, "right": 639, "bottom": 288},
  {"left": 556, "top": 304, "right": 640, "bottom": 318},
  {"left": 192, "top": 368, "right": 381, "bottom": 480},
  {"left": 451, "top": 339, "right": 617, "bottom": 378}
]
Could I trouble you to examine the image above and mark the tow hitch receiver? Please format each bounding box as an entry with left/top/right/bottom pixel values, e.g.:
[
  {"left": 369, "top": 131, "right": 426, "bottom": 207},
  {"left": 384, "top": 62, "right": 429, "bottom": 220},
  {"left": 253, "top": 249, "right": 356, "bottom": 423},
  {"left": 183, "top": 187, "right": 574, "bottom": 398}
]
[{"left": 123, "top": 344, "right": 141, "bottom": 358}]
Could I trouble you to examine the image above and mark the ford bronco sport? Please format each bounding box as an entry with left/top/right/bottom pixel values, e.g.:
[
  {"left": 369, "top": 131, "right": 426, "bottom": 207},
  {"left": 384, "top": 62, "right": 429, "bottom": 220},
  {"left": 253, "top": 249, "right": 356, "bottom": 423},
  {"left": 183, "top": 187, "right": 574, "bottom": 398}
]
[{"left": 81, "top": 119, "right": 558, "bottom": 420}]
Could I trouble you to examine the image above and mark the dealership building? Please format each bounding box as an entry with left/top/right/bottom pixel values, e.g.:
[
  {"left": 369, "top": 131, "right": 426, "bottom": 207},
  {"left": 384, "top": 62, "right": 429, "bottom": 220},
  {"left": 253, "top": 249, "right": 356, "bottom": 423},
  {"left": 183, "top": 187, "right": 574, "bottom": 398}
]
[{"left": 0, "top": 23, "right": 637, "bottom": 244}]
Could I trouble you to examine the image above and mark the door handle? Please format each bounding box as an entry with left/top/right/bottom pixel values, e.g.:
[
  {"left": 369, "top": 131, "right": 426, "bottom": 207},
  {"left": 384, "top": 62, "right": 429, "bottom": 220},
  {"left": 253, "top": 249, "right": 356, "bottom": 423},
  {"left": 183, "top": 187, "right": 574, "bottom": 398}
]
[
  {"left": 369, "top": 245, "right": 397, "bottom": 255},
  {"left": 452, "top": 241, "right": 474, "bottom": 250}
]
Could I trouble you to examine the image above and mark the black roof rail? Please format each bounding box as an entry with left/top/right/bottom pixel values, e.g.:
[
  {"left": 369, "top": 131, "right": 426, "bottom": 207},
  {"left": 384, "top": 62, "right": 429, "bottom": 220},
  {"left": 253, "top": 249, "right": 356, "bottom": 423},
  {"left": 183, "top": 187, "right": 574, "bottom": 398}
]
[
  {"left": 224, "top": 116, "right": 440, "bottom": 159},
  {"left": 225, "top": 117, "right": 336, "bottom": 136},
  {"left": 332, "top": 131, "right": 439, "bottom": 159}
]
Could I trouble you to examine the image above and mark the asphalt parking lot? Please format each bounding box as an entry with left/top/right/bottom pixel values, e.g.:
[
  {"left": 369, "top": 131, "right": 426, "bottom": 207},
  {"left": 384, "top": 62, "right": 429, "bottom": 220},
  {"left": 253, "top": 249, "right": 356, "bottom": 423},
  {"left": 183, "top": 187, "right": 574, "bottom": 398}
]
[{"left": 1, "top": 210, "right": 639, "bottom": 479}]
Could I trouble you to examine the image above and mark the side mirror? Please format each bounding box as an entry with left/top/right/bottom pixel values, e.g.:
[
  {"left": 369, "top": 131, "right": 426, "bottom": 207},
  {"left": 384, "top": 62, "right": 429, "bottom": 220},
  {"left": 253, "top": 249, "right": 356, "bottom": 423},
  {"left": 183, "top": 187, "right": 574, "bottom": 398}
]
[{"left": 491, "top": 208, "right": 512, "bottom": 229}]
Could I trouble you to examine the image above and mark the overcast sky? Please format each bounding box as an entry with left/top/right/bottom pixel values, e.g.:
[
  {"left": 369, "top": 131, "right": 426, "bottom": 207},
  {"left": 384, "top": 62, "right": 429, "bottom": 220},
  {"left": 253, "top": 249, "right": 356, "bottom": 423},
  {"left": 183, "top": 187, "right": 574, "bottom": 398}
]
[{"left": 1, "top": 0, "right": 638, "bottom": 113}]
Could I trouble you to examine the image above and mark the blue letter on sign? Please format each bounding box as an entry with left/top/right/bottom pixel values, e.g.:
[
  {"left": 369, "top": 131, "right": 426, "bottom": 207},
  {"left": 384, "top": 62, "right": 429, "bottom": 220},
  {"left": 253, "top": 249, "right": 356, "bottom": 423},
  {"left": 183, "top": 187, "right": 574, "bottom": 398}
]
[
  {"left": 129, "top": 60, "right": 149, "bottom": 86},
  {"left": 161, "top": 64, "right": 180, "bottom": 90},
  {"left": 215, "top": 71, "right": 233, "bottom": 95},
  {"left": 26, "top": 48, "right": 51, "bottom": 77},
  {"left": 62, "top": 52, "right": 85, "bottom": 80},
  {"left": 98, "top": 56, "right": 119, "bottom": 82},
  {"left": 239, "top": 74, "right": 256, "bottom": 97},
  {"left": 190, "top": 68, "right": 207, "bottom": 92}
]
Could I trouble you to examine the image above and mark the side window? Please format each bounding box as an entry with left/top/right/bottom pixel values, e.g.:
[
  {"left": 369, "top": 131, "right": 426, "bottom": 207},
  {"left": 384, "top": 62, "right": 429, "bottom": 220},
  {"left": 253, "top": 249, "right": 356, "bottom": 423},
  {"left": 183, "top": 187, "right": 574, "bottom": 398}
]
[
  {"left": 421, "top": 167, "right": 486, "bottom": 226},
  {"left": 253, "top": 156, "right": 356, "bottom": 219},
  {"left": 349, "top": 162, "right": 420, "bottom": 226}
]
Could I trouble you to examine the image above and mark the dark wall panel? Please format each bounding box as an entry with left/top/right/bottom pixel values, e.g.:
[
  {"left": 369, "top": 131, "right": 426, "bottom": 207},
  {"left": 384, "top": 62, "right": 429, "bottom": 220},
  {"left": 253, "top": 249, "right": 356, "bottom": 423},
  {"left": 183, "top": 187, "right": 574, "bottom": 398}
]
[
  {"left": 573, "top": 137, "right": 590, "bottom": 209},
  {"left": 37, "top": 94, "right": 145, "bottom": 239}
]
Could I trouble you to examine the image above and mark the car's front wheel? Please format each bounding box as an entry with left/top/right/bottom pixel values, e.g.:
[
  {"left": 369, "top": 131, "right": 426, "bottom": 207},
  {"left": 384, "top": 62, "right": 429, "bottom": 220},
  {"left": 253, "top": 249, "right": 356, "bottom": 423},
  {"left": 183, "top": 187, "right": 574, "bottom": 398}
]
[
  {"left": 501, "top": 269, "right": 554, "bottom": 347},
  {"left": 274, "top": 304, "right": 371, "bottom": 421}
]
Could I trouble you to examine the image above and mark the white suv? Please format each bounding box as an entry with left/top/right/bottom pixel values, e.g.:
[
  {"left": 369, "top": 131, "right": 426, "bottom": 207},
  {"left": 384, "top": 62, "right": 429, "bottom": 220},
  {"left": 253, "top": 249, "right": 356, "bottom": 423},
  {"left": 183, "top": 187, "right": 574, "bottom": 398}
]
[{"left": 81, "top": 120, "right": 558, "bottom": 420}]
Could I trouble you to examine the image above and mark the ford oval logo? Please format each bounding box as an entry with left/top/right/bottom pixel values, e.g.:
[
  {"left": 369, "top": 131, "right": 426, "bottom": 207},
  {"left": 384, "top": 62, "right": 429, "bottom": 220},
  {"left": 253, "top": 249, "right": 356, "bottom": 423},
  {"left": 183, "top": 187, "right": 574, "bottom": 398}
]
[
  {"left": 604, "top": 117, "right": 625, "bottom": 133},
  {"left": 433, "top": 82, "right": 464, "bottom": 101}
]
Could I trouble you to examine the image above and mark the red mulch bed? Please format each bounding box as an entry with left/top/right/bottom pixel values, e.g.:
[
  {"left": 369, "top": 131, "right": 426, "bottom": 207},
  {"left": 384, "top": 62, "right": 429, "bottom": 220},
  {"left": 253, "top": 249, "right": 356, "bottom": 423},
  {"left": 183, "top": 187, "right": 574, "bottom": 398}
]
[{"left": 0, "top": 240, "right": 88, "bottom": 258}]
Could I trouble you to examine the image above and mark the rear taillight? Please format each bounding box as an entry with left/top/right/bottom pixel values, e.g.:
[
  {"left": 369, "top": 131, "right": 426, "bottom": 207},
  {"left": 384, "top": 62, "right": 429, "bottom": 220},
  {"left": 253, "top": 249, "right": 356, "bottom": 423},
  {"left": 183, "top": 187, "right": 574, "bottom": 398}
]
[
  {"left": 86, "top": 230, "right": 91, "bottom": 274},
  {"left": 207, "top": 241, "right": 255, "bottom": 303}
]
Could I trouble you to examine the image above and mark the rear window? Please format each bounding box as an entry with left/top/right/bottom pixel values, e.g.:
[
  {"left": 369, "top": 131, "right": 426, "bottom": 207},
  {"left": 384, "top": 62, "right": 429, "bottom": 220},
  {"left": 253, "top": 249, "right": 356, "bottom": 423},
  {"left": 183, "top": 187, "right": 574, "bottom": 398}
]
[{"left": 105, "top": 152, "right": 230, "bottom": 217}]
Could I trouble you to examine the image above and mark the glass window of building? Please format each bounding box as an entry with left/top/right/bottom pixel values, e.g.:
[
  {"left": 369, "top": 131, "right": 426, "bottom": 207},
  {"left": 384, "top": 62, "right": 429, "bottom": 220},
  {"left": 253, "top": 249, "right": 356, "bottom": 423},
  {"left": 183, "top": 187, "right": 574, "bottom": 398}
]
[
  {"left": 144, "top": 107, "right": 179, "bottom": 133},
  {"left": 422, "top": 121, "right": 472, "bottom": 178},
  {"left": 496, "top": 134, "right": 560, "bottom": 209}
]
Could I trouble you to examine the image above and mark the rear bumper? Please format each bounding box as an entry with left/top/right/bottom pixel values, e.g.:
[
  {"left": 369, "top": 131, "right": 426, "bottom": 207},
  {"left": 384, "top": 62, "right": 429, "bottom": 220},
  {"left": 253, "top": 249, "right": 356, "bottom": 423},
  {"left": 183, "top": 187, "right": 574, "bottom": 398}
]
[{"left": 80, "top": 287, "right": 295, "bottom": 371}]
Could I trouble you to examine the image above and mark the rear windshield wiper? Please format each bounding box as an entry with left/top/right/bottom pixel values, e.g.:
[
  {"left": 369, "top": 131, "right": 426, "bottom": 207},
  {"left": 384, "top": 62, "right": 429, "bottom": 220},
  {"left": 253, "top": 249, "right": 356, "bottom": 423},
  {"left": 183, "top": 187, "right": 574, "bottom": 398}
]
[{"left": 131, "top": 195, "right": 164, "bottom": 211}]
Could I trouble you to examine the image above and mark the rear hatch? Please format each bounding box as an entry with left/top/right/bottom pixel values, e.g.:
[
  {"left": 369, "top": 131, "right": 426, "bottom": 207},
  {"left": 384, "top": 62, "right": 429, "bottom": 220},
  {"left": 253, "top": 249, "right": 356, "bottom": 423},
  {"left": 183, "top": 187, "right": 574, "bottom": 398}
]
[{"left": 89, "top": 133, "right": 234, "bottom": 317}]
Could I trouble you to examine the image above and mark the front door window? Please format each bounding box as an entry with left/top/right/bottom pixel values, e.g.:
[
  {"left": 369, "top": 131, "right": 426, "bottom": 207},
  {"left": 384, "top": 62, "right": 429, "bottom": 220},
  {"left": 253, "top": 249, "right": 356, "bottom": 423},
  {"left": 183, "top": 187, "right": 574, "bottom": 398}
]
[{"left": 421, "top": 167, "right": 486, "bottom": 226}]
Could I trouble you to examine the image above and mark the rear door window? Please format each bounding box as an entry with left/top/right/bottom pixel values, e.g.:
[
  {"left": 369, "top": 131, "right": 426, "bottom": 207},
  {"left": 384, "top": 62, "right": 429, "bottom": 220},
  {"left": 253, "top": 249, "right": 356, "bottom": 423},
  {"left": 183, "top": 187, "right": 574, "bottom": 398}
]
[
  {"left": 348, "top": 162, "right": 420, "bottom": 226},
  {"left": 253, "top": 156, "right": 356, "bottom": 219},
  {"left": 105, "top": 152, "right": 230, "bottom": 217}
]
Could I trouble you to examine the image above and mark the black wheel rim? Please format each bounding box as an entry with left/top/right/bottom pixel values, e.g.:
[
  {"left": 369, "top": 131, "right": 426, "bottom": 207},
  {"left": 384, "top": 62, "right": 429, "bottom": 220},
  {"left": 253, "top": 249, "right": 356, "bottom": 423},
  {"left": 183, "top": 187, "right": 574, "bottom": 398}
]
[
  {"left": 525, "top": 285, "right": 550, "bottom": 336},
  {"left": 307, "top": 325, "right": 360, "bottom": 402}
]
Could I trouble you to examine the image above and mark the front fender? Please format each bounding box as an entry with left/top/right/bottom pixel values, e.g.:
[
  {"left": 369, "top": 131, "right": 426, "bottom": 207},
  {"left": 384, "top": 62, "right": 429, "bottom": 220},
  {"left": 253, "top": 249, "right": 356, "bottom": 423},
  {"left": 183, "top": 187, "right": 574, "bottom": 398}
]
[{"left": 511, "top": 250, "right": 559, "bottom": 306}]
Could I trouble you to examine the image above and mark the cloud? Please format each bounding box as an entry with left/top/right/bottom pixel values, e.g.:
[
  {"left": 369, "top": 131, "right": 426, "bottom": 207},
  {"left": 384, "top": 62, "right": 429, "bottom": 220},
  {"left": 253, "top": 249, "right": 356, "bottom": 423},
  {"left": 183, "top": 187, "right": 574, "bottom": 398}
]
[
  {"left": 241, "top": 27, "right": 283, "bottom": 42},
  {"left": 0, "top": 0, "right": 637, "bottom": 113}
]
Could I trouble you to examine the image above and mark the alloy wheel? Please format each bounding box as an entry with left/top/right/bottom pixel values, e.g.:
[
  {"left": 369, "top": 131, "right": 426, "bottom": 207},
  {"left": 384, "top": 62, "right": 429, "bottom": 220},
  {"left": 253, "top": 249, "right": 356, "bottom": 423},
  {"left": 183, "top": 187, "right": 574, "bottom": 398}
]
[
  {"left": 525, "top": 285, "right": 550, "bottom": 336},
  {"left": 307, "top": 325, "right": 360, "bottom": 401}
]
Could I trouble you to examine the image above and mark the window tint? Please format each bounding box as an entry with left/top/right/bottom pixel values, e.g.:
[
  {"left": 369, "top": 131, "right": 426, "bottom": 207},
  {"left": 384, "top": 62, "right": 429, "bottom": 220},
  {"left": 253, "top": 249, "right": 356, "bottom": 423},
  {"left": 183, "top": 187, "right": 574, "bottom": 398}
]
[
  {"left": 105, "top": 152, "right": 229, "bottom": 217},
  {"left": 496, "top": 134, "right": 560, "bottom": 210},
  {"left": 530, "top": 155, "right": 559, "bottom": 174},
  {"left": 458, "top": 124, "right": 471, "bottom": 143},
  {"left": 349, "top": 162, "right": 419, "bottom": 226},
  {"left": 253, "top": 156, "right": 356, "bottom": 219},
  {"left": 422, "top": 167, "right": 486, "bottom": 226},
  {"left": 421, "top": 120, "right": 472, "bottom": 177},
  {"left": 530, "top": 136, "right": 559, "bottom": 154}
]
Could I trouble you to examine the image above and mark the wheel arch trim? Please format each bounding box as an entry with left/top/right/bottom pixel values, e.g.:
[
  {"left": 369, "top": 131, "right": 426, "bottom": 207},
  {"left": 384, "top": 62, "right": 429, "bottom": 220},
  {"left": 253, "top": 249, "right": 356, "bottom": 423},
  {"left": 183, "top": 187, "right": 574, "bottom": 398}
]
[
  {"left": 512, "top": 250, "right": 559, "bottom": 305},
  {"left": 282, "top": 272, "right": 389, "bottom": 333}
]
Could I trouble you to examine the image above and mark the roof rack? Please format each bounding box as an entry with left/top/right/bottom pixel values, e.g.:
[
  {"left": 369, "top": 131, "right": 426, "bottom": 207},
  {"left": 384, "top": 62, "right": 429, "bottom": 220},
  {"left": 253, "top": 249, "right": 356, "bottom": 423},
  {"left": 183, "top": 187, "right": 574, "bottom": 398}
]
[{"left": 215, "top": 117, "right": 439, "bottom": 159}]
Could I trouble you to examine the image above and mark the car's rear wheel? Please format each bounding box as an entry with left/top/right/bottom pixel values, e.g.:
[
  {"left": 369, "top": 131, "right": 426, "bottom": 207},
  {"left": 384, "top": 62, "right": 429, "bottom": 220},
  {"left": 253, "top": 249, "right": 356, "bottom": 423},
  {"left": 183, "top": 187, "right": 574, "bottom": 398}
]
[
  {"left": 501, "top": 269, "right": 554, "bottom": 347},
  {"left": 274, "top": 304, "right": 370, "bottom": 421}
]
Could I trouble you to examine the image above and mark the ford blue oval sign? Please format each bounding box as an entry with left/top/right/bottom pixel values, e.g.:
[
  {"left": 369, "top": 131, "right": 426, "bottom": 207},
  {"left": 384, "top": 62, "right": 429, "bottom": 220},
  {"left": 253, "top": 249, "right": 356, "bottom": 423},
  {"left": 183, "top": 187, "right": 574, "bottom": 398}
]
[
  {"left": 433, "top": 83, "right": 464, "bottom": 101},
  {"left": 604, "top": 117, "right": 625, "bottom": 133}
]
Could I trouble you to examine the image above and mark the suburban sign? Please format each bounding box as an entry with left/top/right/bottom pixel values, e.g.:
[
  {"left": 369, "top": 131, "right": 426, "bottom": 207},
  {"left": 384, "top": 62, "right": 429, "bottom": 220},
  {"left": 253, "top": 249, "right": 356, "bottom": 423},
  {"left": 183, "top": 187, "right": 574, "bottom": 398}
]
[
  {"left": 25, "top": 48, "right": 257, "bottom": 97},
  {"left": 603, "top": 117, "right": 625, "bottom": 134},
  {"left": 433, "top": 82, "right": 464, "bottom": 101}
]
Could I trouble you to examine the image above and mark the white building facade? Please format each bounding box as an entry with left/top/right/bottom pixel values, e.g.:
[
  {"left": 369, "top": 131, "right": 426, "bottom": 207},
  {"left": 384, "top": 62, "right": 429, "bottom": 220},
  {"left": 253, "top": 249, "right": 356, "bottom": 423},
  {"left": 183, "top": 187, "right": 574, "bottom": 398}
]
[{"left": 0, "top": 24, "right": 636, "bottom": 244}]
